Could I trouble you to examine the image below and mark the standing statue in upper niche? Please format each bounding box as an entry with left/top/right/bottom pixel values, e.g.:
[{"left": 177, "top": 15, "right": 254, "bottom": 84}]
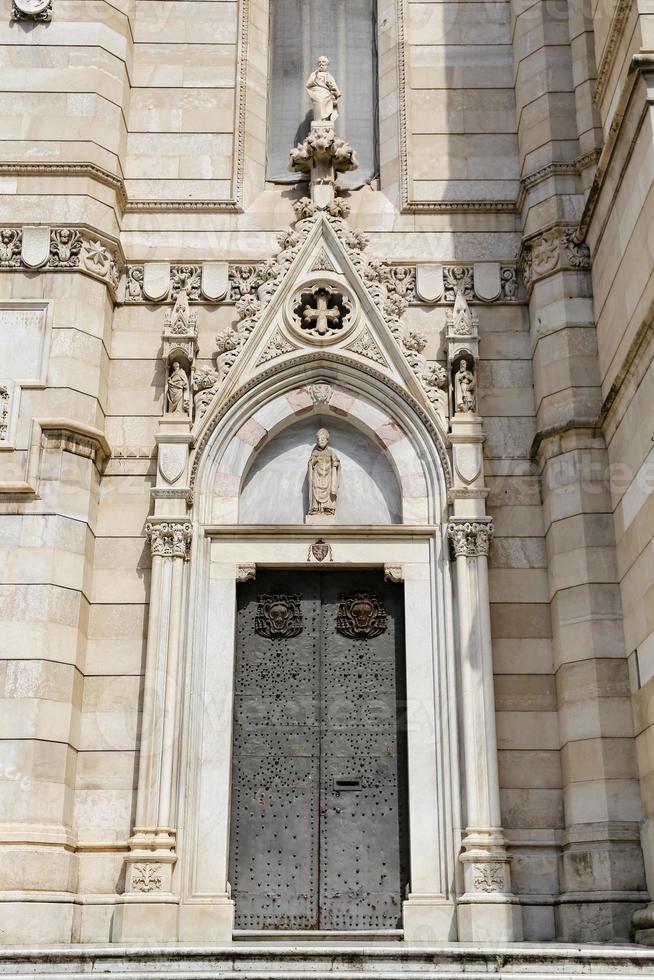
[
  {"left": 306, "top": 56, "right": 341, "bottom": 124},
  {"left": 308, "top": 428, "right": 341, "bottom": 517},
  {"left": 454, "top": 359, "right": 477, "bottom": 414},
  {"left": 167, "top": 361, "right": 189, "bottom": 415}
]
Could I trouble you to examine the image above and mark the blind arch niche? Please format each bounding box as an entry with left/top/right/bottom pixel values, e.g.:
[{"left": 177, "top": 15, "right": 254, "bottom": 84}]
[{"left": 267, "top": 0, "right": 379, "bottom": 188}]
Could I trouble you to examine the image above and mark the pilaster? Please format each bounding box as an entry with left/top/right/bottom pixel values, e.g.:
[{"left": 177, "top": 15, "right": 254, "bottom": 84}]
[
  {"left": 445, "top": 291, "right": 522, "bottom": 941},
  {"left": 112, "top": 519, "right": 192, "bottom": 942},
  {"left": 447, "top": 520, "right": 522, "bottom": 941}
]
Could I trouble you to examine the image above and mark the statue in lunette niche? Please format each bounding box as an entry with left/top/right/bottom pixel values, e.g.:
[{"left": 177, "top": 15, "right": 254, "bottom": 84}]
[
  {"left": 306, "top": 55, "right": 341, "bottom": 124},
  {"left": 307, "top": 427, "right": 340, "bottom": 518}
]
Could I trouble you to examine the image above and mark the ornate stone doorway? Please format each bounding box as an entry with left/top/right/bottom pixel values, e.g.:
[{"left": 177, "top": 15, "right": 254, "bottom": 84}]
[{"left": 228, "top": 567, "right": 410, "bottom": 931}]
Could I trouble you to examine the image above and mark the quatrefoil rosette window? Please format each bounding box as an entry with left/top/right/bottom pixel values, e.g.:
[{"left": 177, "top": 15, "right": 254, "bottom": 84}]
[{"left": 286, "top": 277, "right": 358, "bottom": 346}]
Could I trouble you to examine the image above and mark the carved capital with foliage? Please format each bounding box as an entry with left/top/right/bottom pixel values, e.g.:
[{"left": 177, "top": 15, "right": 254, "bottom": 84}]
[
  {"left": 146, "top": 521, "right": 193, "bottom": 559},
  {"left": 447, "top": 519, "right": 493, "bottom": 558}
]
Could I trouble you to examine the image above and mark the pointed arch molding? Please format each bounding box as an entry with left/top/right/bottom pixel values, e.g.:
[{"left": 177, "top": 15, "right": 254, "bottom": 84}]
[{"left": 190, "top": 355, "right": 452, "bottom": 525}]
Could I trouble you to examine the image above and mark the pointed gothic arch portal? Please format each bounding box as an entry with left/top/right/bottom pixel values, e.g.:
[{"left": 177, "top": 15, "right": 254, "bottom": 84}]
[
  {"left": 123, "top": 198, "right": 520, "bottom": 945},
  {"left": 177, "top": 355, "right": 460, "bottom": 940}
]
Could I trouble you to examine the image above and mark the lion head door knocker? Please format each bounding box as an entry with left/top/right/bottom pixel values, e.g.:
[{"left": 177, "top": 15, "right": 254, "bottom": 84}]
[
  {"left": 336, "top": 592, "right": 387, "bottom": 639},
  {"left": 255, "top": 594, "right": 303, "bottom": 639}
]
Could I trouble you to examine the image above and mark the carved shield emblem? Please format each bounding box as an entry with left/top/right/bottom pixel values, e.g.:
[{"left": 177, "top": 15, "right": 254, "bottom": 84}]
[
  {"left": 21, "top": 226, "right": 50, "bottom": 270},
  {"left": 255, "top": 594, "right": 303, "bottom": 639},
  {"left": 158, "top": 444, "right": 186, "bottom": 485},
  {"left": 308, "top": 539, "right": 332, "bottom": 563},
  {"left": 336, "top": 593, "right": 387, "bottom": 639}
]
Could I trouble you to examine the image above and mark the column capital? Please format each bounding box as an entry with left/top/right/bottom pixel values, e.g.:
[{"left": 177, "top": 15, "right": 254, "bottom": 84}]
[
  {"left": 146, "top": 520, "right": 193, "bottom": 559},
  {"left": 447, "top": 518, "right": 493, "bottom": 558}
]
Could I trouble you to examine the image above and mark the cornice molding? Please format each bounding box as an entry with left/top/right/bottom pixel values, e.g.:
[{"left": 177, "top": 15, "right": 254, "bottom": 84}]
[
  {"left": 0, "top": 162, "right": 126, "bottom": 208},
  {"left": 593, "top": 0, "right": 633, "bottom": 107},
  {"left": 579, "top": 53, "right": 654, "bottom": 240}
]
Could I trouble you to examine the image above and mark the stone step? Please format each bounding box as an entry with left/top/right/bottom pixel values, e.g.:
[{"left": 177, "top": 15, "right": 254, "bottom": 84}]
[{"left": 1, "top": 944, "right": 654, "bottom": 980}]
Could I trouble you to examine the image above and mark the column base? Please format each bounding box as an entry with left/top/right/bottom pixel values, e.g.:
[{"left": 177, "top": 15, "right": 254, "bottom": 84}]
[
  {"left": 457, "top": 830, "right": 523, "bottom": 941},
  {"left": 402, "top": 895, "right": 456, "bottom": 942},
  {"left": 457, "top": 898, "right": 523, "bottom": 942},
  {"left": 112, "top": 896, "right": 179, "bottom": 943},
  {"left": 178, "top": 898, "right": 235, "bottom": 941}
]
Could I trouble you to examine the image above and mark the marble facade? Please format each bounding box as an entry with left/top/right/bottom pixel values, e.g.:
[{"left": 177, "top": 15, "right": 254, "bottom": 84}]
[{"left": 0, "top": 0, "right": 653, "bottom": 955}]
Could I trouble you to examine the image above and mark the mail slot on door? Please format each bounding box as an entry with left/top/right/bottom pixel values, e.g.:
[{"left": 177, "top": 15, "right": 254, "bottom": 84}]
[{"left": 333, "top": 776, "right": 362, "bottom": 792}]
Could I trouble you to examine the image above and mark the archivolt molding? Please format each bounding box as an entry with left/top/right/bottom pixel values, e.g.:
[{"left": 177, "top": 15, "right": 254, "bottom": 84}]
[{"left": 190, "top": 353, "right": 453, "bottom": 502}]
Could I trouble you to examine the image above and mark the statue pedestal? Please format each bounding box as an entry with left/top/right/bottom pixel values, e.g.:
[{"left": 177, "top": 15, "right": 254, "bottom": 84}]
[{"left": 305, "top": 513, "right": 336, "bottom": 525}]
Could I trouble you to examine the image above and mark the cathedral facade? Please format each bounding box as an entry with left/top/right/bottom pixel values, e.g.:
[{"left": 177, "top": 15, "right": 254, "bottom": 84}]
[{"left": 2, "top": 0, "right": 654, "bottom": 961}]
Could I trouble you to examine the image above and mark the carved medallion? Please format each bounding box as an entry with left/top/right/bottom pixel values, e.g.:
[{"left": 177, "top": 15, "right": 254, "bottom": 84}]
[
  {"left": 336, "top": 592, "right": 387, "bottom": 639},
  {"left": 255, "top": 594, "right": 303, "bottom": 639},
  {"left": 12, "top": 0, "right": 53, "bottom": 21},
  {"left": 287, "top": 278, "right": 357, "bottom": 345}
]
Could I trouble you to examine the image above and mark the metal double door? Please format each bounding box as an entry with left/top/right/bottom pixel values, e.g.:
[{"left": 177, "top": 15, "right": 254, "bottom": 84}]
[{"left": 229, "top": 568, "right": 409, "bottom": 930}]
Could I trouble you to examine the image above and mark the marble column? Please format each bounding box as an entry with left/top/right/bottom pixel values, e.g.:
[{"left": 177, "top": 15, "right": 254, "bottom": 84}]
[
  {"left": 448, "top": 519, "right": 522, "bottom": 941},
  {"left": 113, "top": 519, "right": 192, "bottom": 942}
]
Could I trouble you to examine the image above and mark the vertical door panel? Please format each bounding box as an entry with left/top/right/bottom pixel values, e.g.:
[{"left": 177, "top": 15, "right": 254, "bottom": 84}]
[
  {"left": 230, "top": 570, "right": 320, "bottom": 929},
  {"left": 229, "top": 568, "right": 409, "bottom": 931},
  {"left": 319, "top": 570, "right": 409, "bottom": 929}
]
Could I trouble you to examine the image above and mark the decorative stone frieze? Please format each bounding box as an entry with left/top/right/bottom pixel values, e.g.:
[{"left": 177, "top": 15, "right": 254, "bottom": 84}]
[
  {"left": 11, "top": 0, "right": 53, "bottom": 21},
  {"left": 0, "top": 229, "right": 22, "bottom": 268},
  {"left": 520, "top": 227, "right": 591, "bottom": 293},
  {"left": 0, "top": 226, "right": 121, "bottom": 293},
  {"left": 0, "top": 384, "right": 10, "bottom": 442},
  {"left": 447, "top": 520, "right": 493, "bottom": 558},
  {"left": 146, "top": 521, "right": 193, "bottom": 559},
  {"left": 125, "top": 263, "right": 202, "bottom": 303},
  {"left": 82, "top": 240, "right": 119, "bottom": 289},
  {"left": 228, "top": 260, "right": 520, "bottom": 309},
  {"left": 171, "top": 264, "right": 202, "bottom": 301},
  {"left": 49, "top": 228, "right": 82, "bottom": 268}
]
